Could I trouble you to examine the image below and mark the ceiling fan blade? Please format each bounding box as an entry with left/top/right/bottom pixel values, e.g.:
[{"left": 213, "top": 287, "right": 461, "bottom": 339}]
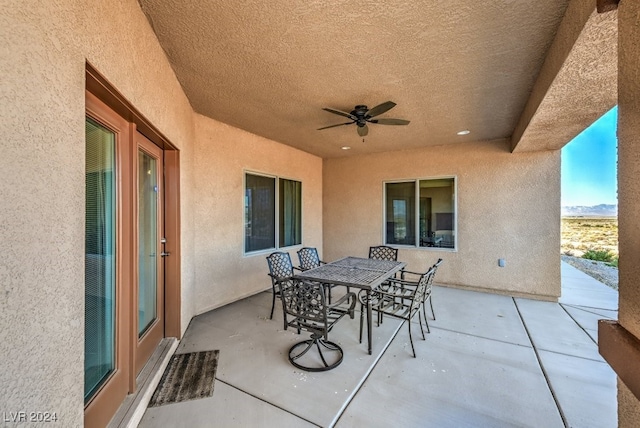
[
  {"left": 317, "top": 122, "right": 353, "bottom": 130},
  {"left": 366, "top": 101, "right": 396, "bottom": 118},
  {"left": 357, "top": 124, "right": 369, "bottom": 137},
  {"left": 370, "top": 118, "right": 410, "bottom": 125},
  {"left": 322, "top": 107, "right": 356, "bottom": 120}
]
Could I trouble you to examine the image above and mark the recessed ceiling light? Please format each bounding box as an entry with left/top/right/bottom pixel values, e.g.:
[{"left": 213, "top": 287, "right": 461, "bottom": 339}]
[
  {"left": 341, "top": 146, "right": 351, "bottom": 150},
  {"left": 457, "top": 130, "right": 470, "bottom": 135}
]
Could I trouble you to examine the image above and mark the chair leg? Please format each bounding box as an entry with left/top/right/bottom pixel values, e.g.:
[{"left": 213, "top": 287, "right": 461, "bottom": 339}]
[
  {"left": 270, "top": 290, "right": 276, "bottom": 320},
  {"left": 281, "top": 301, "right": 289, "bottom": 331},
  {"left": 418, "top": 311, "right": 425, "bottom": 340},
  {"left": 408, "top": 319, "right": 416, "bottom": 358},
  {"left": 422, "top": 302, "right": 428, "bottom": 327},
  {"left": 359, "top": 303, "right": 364, "bottom": 343},
  {"left": 423, "top": 310, "right": 430, "bottom": 333},
  {"left": 421, "top": 296, "right": 434, "bottom": 331},
  {"left": 429, "top": 297, "right": 436, "bottom": 320},
  {"left": 289, "top": 335, "right": 344, "bottom": 372}
]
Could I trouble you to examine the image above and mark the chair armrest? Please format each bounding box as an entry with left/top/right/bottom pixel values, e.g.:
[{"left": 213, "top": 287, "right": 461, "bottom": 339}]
[
  {"left": 400, "top": 269, "right": 422, "bottom": 276},
  {"left": 386, "top": 277, "right": 419, "bottom": 288},
  {"left": 268, "top": 273, "right": 293, "bottom": 284},
  {"left": 397, "top": 270, "right": 423, "bottom": 281},
  {"left": 373, "top": 281, "right": 418, "bottom": 299},
  {"left": 328, "top": 291, "right": 357, "bottom": 311},
  {"left": 359, "top": 279, "right": 416, "bottom": 304}
]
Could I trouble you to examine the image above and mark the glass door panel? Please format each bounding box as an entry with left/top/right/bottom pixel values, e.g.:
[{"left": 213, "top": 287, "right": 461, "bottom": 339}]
[
  {"left": 135, "top": 132, "right": 164, "bottom": 376},
  {"left": 138, "top": 150, "right": 158, "bottom": 337},
  {"left": 84, "top": 118, "right": 116, "bottom": 401}
]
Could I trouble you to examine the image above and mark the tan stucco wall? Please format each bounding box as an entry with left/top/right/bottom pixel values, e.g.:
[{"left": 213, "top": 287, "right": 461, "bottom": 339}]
[
  {"left": 618, "top": 0, "right": 640, "bottom": 349},
  {"left": 617, "top": 1, "right": 640, "bottom": 423},
  {"left": 1, "top": 0, "right": 195, "bottom": 425},
  {"left": 323, "top": 140, "right": 561, "bottom": 299},
  {"left": 192, "top": 115, "right": 323, "bottom": 314},
  {"left": 618, "top": 380, "right": 640, "bottom": 427}
]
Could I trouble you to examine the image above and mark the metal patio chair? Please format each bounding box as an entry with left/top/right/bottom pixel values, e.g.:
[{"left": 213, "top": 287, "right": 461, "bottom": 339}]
[
  {"left": 359, "top": 265, "right": 437, "bottom": 357},
  {"left": 266, "top": 252, "right": 296, "bottom": 329},
  {"left": 360, "top": 245, "right": 401, "bottom": 328},
  {"left": 298, "top": 247, "right": 339, "bottom": 301},
  {"left": 368, "top": 245, "right": 400, "bottom": 282},
  {"left": 281, "top": 278, "right": 356, "bottom": 371},
  {"left": 394, "top": 258, "right": 443, "bottom": 332}
]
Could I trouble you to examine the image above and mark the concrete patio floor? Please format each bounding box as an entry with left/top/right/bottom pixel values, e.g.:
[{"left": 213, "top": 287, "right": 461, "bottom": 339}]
[{"left": 136, "top": 262, "right": 618, "bottom": 427}]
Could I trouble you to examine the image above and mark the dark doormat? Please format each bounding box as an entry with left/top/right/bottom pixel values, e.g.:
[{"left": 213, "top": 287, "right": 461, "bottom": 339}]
[{"left": 149, "top": 350, "right": 219, "bottom": 407}]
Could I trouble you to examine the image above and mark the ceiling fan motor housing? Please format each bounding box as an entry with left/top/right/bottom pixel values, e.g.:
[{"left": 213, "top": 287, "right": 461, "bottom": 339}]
[{"left": 352, "top": 105, "right": 369, "bottom": 126}]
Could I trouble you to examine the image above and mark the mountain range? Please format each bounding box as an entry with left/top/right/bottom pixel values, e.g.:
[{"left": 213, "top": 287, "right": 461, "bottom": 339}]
[{"left": 561, "top": 204, "right": 617, "bottom": 217}]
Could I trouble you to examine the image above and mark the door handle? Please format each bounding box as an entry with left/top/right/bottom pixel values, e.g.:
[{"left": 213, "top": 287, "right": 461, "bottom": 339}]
[{"left": 161, "top": 251, "right": 171, "bottom": 257}]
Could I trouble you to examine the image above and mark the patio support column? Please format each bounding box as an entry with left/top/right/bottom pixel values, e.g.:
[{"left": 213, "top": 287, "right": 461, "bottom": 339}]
[
  {"left": 510, "top": 1, "right": 617, "bottom": 153},
  {"left": 601, "top": 0, "right": 640, "bottom": 425}
]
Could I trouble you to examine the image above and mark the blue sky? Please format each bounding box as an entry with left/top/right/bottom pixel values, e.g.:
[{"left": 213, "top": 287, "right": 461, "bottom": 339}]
[{"left": 561, "top": 106, "right": 618, "bottom": 207}]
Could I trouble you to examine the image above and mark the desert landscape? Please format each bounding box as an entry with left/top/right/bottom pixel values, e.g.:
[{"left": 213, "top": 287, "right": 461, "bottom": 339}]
[
  {"left": 561, "top": 216, "right": 618, "bottom": 289},
  {"left": 561, "top": 216, "right": 618, "bottom": 257}
]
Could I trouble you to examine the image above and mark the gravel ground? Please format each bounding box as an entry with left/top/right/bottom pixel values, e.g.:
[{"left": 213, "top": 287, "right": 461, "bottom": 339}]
[{"left": 561, "top": 254, "right": 619, "bottom": 290}]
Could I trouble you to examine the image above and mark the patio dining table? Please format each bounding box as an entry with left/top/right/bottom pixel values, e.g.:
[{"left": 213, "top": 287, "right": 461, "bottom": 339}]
[{"left": 294, "top": 256, "right": 406, "bottom": 355}]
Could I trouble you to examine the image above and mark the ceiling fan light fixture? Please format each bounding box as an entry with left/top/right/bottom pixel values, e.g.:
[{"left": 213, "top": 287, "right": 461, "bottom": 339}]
[
  {"left": 341, "top": 146, "right": 351, "bottom": 150},
  {"left": 457, "top": 130, "right": 471, "bottom": 135}
]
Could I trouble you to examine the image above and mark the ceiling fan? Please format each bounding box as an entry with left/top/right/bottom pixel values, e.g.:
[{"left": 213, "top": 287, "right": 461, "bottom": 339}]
[{"left": 317, "top": 101, "right": 410, "bottom": 137}]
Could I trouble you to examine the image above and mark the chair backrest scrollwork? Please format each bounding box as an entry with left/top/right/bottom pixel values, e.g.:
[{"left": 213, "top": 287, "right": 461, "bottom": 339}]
[
  {"left": 297, "top": 247, "right": 322, "bottom": 271},
  {"left": 266, "top": 252, "right": 294, "bottom": 280},
  {"left": 281, "top": 279, "right": 327, "bottom": 331},
  {"left": 424, "top": 258, "right": 443, "bottom": 297},
  {"left": 368, "top": 245, "right": 398, "bottom": 261},
  {"left": 412, "top": 266, "right": 437, "bottom": 313}
]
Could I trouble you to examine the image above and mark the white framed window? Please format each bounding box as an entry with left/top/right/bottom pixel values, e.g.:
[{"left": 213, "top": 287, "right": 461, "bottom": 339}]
[
  {"left": 244, "top": 172, "right": 302, "bottom": 254},
  {"left": 384, "top": 177, "right": 456, "bottom": 250}
]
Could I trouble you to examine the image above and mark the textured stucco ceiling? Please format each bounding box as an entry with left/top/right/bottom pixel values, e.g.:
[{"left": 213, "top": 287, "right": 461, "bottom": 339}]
[{"left": 137, "top": 0, "right": 615, "bottom": 158}]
